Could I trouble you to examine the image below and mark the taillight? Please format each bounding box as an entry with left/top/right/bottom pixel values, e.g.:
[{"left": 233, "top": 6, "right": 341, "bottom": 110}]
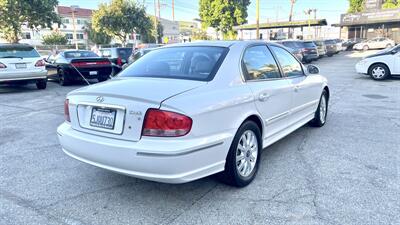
[
  {"left": 142, "top": 109, "right": 192, "bottom": 137},
  {"left": 117, "top": 57, "right": 122, "bottom": 66},
  {"left": 64, "top": 99, "right": 71, "bottom": 122},
  {"left": 35, "top": 59, "right": 45, "bottom": 67},
  {"left": 72, "top": 61, "right": 110, "bottom": 67},
  {"left": 0, "top": 62, "right": 6, "bottom": 68}
]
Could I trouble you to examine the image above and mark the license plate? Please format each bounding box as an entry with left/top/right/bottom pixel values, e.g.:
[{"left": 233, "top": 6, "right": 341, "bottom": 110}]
[
  {"left": 89, "top": 71, "right": 98, "bottom": 75},
  {"left": 15, "top": 63, "right": 27, "bottom": 69},
  {"left": 90, "top": 108, "right": 116, "bottom": 130}
]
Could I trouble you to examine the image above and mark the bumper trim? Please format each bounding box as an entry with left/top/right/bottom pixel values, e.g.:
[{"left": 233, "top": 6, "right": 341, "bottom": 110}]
[
  {"left": 0, "top": 76, "right": 47, "bottom": 82},
  {"left": 136, "top": 141, "right": 224, "bottom": 157}
]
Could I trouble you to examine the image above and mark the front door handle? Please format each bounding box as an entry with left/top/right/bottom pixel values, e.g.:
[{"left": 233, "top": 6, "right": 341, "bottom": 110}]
[
  {"left": 258, "top": 93, "right": 270, "bottom": 102},
  {"left": 294, "top": 85, "right": 300, "bottom": 92}
]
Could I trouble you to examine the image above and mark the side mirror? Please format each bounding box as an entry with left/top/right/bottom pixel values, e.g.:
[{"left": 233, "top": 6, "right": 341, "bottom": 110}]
[{"left": 307, "top": 64, "right": 320, "bottom": 74}]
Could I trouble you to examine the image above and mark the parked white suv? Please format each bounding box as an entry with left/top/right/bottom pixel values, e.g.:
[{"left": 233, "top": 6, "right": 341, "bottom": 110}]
[
  {"left": 353, "top": 37, "right": 395, "bottom": 51},
  {"left": 0, "top": 44, "right": 47, "bottom": 89}
]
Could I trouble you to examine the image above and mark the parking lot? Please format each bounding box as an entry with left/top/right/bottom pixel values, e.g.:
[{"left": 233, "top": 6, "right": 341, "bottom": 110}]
[{"left": 0, "top": 51, "right": 399, "bottom": 225}]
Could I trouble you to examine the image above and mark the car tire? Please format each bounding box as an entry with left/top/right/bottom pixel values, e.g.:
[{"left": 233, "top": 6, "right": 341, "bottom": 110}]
[
  {"left": 58, "top": 69, "right": 70, "bottom": 86},
  {"left": 369, "top": 64, "right": 390, "bottom": 81},
  {"left": 327, "top": 54, "right": 333, "bottom": 57},
  {"left": 363, "top": 45, "right": 369, "bottom": 51},
  {"left": 36, "top": 79, "right": 47, "bottom": 90},
  {"left": 386, "top": 44, "right": 392, "bottom": 49},
  {"left": 309, "top": 90, "right": 328, "bottom": 127},
  {"left": 218, "top": 121, "right": 262, "bottom": 187}
]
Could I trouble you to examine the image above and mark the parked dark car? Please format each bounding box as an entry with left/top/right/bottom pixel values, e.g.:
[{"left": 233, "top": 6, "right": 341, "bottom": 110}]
[
  {"left": 323, "top": 40, "right": 337, "bottom": 56},
  {"left": 313, "top": 40, "right": 327, "bottom": 57},
  {"left": 299, "top": 41, "right": 319, "bottom": 63},
  {"left": 98, "top": 47, "right": 133, "bottom": 75},
  {"left": 46, "top": 50, "right": 112, "bottom": 86},
  {"left": 278, "top": 40, "right": 313, "bottom": 63},
  {"left": 342, "top": 38, "right": 363, "bottom": 51}
]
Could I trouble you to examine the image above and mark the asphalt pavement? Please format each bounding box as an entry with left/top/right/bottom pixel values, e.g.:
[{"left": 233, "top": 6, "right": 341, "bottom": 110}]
[{"left": 0, "top": 51, "right": 399, "bottom": 225}]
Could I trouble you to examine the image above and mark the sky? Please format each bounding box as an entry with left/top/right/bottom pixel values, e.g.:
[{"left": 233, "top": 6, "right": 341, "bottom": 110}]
[{"left": 58, "top": 0, "right": 349, "bottom": 25}]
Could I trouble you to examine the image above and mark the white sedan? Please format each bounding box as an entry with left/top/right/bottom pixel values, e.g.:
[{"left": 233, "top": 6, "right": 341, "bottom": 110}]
[
  {"left": 356, "top": 45, "right": 400, "bottom": 80},
  {"left": 57, "top": 41, "right": 329, "bottom": 187}
]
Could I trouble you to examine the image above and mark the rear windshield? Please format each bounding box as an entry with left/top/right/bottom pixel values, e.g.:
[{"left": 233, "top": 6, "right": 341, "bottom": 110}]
[
  {"left": 117, "top": 48, "right": 133, "bottom": 59},
  {"left": 303, "top": 42, "right": 316, "bottom": 48},
  {"left": 64, "top": 51, "right": 98, "bottom": 58},
  {"left": 0, "top": 46, "right": 40, "bottom": 58},
  {"left": 120, "top": 46, "right": 228, "bottom": 81}
]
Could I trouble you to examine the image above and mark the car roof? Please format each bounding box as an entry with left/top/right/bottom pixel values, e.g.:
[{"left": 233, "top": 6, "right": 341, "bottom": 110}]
[
  {"left": 0, "top": 43, "right": 34, "bottom": 48},
  {"left": 163, "top": 40, "right": 291, "bottom": 49}
]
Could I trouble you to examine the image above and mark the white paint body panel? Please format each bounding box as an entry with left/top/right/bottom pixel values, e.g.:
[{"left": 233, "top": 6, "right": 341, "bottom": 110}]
[
  {"left": 0, "top": 57, "right": 47, "bottom": 82},
  {"left": 355, "top": 52, "right": 400, "bottom": 75},
  {"left": 57, "top": 41, "right": 329, "bottom": 183}
]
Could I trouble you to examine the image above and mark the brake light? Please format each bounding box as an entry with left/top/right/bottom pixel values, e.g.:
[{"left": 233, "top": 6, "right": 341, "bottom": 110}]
[
  {"left": 35, "top": 59, "right": 45, "bottom": 67},
  {"left": 64, "top": 99, "right": 71, "bottom": 122},
  {"left": 142, "top": 109, "right": 192, "bottom": 137},
  {"left": 117, "top": 57, "right": 122, "bottom": 66},
  {"left": 72, "top": 61, "right": 110, "bottom": 67},
  {"left": 0, "top": 62, "right": 6, "bottom": 68}
]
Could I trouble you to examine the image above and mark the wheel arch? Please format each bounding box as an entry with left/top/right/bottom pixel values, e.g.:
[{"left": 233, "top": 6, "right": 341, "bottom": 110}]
[
  {"left": 323, "top": 86, "right": 330, "bottom": 101},
  {"left": 241, "top": 114, "right": 264, "bottom": 139},
  {"left": 368, "top": 62, "right": 391, "bottom": 75}
]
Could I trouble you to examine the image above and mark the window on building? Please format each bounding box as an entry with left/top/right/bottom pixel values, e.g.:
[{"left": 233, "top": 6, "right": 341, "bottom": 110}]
[
  {"left": 65, "top": 33, "right": 73, "bottom": 40},
  {"left": 136, "top": 34, "right": 141, "bottom": 41},
  {"left": 62, "top": 18, "right": 70, "bottom": 24},
  {"left": 77, "top": 33, "right": 84, "bottom": 40},
  {"left": 21, "top": 32, "right": 31, "bottom": 40}
]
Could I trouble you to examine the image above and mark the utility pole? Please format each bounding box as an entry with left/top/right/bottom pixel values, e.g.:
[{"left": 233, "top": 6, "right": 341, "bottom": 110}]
[
  {"left": 304, "top": 9, "right": 312, "bottom": 40},
  {"left": 172, "top": 0, "right": 175, "bottom": 21},
  {"left": 154, "top": 0, "right": 158, "bottom": 44},
  {"left": 71, "top": 5, "right": 78, "bottom": 50},
  {"left": 157, "top": 0, "right": 161, "bottom": 19},
  {"left": 313, "top": 9, "right": 317, "bottom": 39},
  {"left": 256, "top": 0, "right": 260, "bottom": 40},
  {"left": 288, "top": 0, "right": 296, "bottom": 39}
]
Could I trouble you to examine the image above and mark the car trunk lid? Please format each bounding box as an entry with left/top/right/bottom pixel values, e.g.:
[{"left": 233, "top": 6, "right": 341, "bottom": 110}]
[{"left": 67, "top": 77, "right": 205, "bottom": 141}]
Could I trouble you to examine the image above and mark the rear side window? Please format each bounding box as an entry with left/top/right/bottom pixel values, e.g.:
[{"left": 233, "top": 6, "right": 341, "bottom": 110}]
[
  {"left": 0, "top": 46, "right": 40, "bottom": 58},
  {"left": 270, "top": 46, "right": 304, "bottom": 78},
  {"left": 99, "top": 49, "right": 112, "bottom": 57},
  {"left": 242, "top": 45, "right": 281, "bottom": 80},
  {"left": 120, "top": 46, "right": 228, "bottom": 81}
]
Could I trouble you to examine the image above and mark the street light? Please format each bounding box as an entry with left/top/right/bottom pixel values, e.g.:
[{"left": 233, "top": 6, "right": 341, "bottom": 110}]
[{"left": 70, "top": 5, "right": 79, "bottom": 50}]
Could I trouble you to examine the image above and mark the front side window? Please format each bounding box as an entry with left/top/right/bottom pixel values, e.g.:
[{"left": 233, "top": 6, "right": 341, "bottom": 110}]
[
  {"left": 242, "top": 45, "right": 281, "bottom": 80},
  {"left": 270, "top": 46, "right": 303, "bottom": 78},
  {"left": 120, "top": 46, "right": 228, "bottom": 81}
]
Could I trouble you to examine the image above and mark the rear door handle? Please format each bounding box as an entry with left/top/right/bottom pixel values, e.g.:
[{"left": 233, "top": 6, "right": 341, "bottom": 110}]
[{"left": 258, "top": 93, "right": 270, "bottom": 101}]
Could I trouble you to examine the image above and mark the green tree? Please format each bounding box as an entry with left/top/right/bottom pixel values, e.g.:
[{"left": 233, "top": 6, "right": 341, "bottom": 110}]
[
  {"left": 141, "top": 19, "right": 163, "bottom": 43},
  {"left": 85, "top": 22, "right": 112, "bottom": 45},
  {"left": 0, "top": 0, "right": 60, "bottom": 43},
  {"left": 191, "top": 30, "right": 211, "bottom": 41},
  {"left": 199, "top": 0, "right": 250, "bottom": 40},
  {"left": 92, "top": 0, "right": 153, "bottom": 46},
  {"left": 347, "top": 0, "right": 365, "bottom": 13},
  {"left": 382, "top": 0, "right": 400, "bottom": 9},
  {"left": 42, "top": 31, "right": 68, "bottom": 45}
]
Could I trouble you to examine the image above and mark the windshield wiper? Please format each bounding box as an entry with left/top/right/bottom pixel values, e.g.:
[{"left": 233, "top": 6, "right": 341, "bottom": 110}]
[{"left": 0, "top": 56, "right": 23, "bottom": 59}]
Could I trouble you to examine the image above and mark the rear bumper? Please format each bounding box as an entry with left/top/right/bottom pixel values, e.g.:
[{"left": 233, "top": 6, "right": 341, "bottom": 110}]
[
  {"left": 303, "top": 54, "right": 319, "bottom": 61},
  {"left": 66, "top": 66, "right": 112, "bottom": 79},
  {"left": 57, "top": 123, "right": 233, "bottom": 183},
  {"left": 0, "top": 70, "right": 47, "bottom": 82}
]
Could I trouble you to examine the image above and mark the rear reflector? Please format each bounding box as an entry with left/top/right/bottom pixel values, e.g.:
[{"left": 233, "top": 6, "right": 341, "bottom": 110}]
[
  {"left": 72, "top": 61, "right": 111, "bottom": 67},
  {"left": 142, "top": 109, "right": 192, "bottom": 137},
  {"left": 35, "top": 59, "right": 45, "bottom": 67},
  {"left": 0, "top": 62, "right": 6, "bottom": 68},
  {"left": 64, "top": 99, "right": 71, "bottom": 122}
]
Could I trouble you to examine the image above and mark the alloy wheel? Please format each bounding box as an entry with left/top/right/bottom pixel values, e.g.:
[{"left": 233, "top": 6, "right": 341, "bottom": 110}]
[{"left": 236, "top": 130, "right": 258, "bottom": 177}]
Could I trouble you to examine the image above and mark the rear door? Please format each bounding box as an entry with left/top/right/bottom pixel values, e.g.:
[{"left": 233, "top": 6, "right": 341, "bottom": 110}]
[
  {"left": 269, "top": 45, "right": 321, "bottom": 123},
  {"left": 242, "top": 45, "right": 293, "bottom": 139}
]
